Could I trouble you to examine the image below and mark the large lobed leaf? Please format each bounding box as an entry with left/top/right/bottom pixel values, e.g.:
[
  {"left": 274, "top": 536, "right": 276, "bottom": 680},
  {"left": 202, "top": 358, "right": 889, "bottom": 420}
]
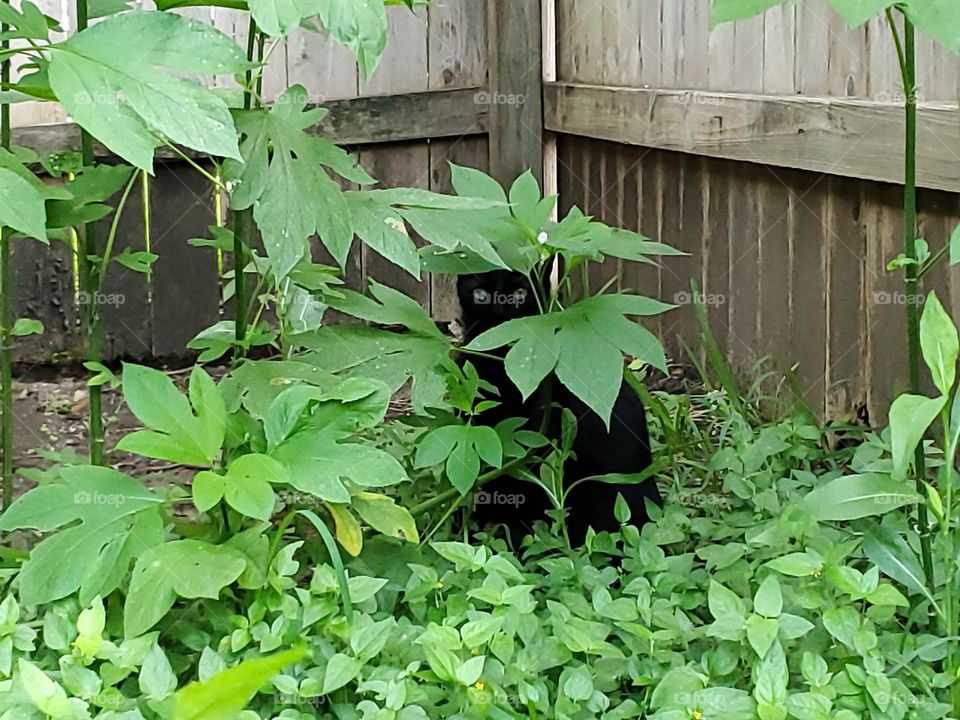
[
  {"left": 224, "top": 85, "right": 372, "bottom": 280},
  {"left": 48, "top": 11, "right": 249, "bottom": 171},
  {"left": 466, "top": 293, "right": 673, "bottom": 424},
  {"left": 0, "top": 466, "right": 164, "bottom": 606}
]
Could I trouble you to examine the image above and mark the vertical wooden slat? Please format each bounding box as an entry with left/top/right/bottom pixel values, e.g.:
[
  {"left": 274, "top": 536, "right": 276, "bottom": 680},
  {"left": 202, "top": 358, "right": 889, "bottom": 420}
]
[
  {"left": 11, "top": 237, "right": 76, "bottom": 363},
  {"left": 762, "top": 4, "right": 795, "bottom": 95},
  {"left": 757, "top": 168, "right": 791, "bottom": 394},
  {"left": 98, "top": 172, "right": 151, "bottom": 362},
  {"left": 825, "top": 176, "right": 867, "bottom": 419},
  {"left": 428, "top": 0, "right": 487, "bottom": 90},
  {"left": 639, "top": 0, "right": 662, "bottom": 89},
  {"left": 680, "top": 0, "right": 711, "bottom": 91},
  {"left": 731, "top": 15, "right": 765, "bottom": 93},
  {"left": 603, "top": 0, "right": 641, "bottom": 88},
  {"left": 862, "top": 183, "right": 907, "bottom": 422},
  {"left": 286, "top": 26, "right": 359, "bottom": 103},
  {"left": 658, "top": 152, "right": 688, "bottom": 358},
  {"left": 362, "top": 5, "right": 429, "bottom": 96},
  {"left": 588, "top": 142, "right": 622, "bottom": 294},
  {"left": 828, "top": 12, "right": 868, "bottom": 98},
  {"left": 793, "top": 1, "right": 829, "bottom": 95},
  {"left": 726, "top": 162, "right": 761, "bottom": 376},
  {"left": 659, "top": 1, "right": 682, "bottom": 89},
  {"left": 786, "top": 169, "right": 828, "bottom": 416},
  {"left": 703, "top": 158, "right": 731, "bottom": 359},
  {"left": 487, "top": 0, "right": 543, "bottom": 186},
  {"left": 149, "top": 164, "right": 219, "bottom": 358}
]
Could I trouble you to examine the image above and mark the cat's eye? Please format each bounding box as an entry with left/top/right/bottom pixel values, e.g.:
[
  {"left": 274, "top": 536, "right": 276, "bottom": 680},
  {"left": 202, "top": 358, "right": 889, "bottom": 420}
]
[{"left": 472, "top": 288, "right": 490, "bottom": 304}]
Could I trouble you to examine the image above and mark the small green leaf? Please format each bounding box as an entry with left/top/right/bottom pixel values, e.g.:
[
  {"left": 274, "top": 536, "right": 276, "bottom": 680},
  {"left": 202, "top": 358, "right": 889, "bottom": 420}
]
[
  {"left": 889, "top": 394, "right": 947, "bottom": 481},
  {"left": 710, "top": 0, "right": 783, "bottom": 27},
  {"left": 11, "top": 318, "right": 43, "bottom": 336},
  {"left": 802, "top": 473, "right": 922, "bottom": 521},
  {"left": 322, "top": 653, "right": 362, "bottom": 694},
  {"left": 753, "top": 575, "right": 783, "bottom": 618},
  {"left": 0, "top": 166, "right": 48, "bottom": 241},
  {"left": 919, "top": 292, "right": 959, "bottom": 395}
]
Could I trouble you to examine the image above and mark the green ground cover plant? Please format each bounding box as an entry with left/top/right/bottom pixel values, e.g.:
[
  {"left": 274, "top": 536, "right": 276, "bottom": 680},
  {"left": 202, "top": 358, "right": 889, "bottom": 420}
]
[{"left": 2, "top": 0, "right": 960, "bottom": 718}]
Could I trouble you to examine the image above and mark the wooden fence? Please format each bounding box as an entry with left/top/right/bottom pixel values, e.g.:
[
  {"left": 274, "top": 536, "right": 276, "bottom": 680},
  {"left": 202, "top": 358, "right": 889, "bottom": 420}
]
[
  {"left": 547, "top": 0, "right": 960, "bottom": 422},
  {"left": 9, "top": 0, "right": 960, "bottom": 422},
  {"left": 8, "top": 0, "right": 542, "bottom": 365}
]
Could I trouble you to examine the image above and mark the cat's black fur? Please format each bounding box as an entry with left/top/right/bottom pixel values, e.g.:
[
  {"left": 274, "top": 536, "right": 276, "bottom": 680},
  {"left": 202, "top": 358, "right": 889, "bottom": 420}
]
[{"left": 457, "top": 270, "right": 662, "bottom": 546}]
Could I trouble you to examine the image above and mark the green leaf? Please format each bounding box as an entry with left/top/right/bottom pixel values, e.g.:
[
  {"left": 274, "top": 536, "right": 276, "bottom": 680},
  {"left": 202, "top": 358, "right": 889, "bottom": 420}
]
[
  {"left": 765, "top": 552, "right": 822, "bottom": 577},
  {"left": 11, "top": 318, "right": 43, "bottom": 336},
  {"left": 18, "top": 659, "right": 72, "bottom": 717},
  {"left": 826, "top": 0, "right": 896, "bottom": 27},
  {"left": 861, "top": 524, "right": 940, "bottom": 613},
  {"left": 117, "top": 363, "right": 224, "bottom": 466},
  {"left": 0, "top": 465, "right": 164, "bottom": 605},
  {"left": 902, "top": 0, "right": 960, "bottom": 52},
  {"left": 297, "top": 326, "right": 451, "bottom": 412},
  {"left": 802, "top": 473, "right": 922, "bottom": 521},
  {"left": 272, "top": 432, "right": 409, "bottom": 502},
  {"left": 139, "top": 644, "right": 177, "bottom": 700},
  {"left": 224, "top": 86, "right": 355, "bottom": 279},
  {"left": 950, "top": 223, "right": 960, "bottom": 265},
  {"left": 249, "top": 0, "right": 301, "bottom": 37},
  {"left": 316, "top": 0, "right": 388, "bottom": 78},
  {"left": 124, "top": 540, "right": 246, "bottom": 637},
  {"left": 174, "top": 648, "right": 306, "bottom": 720},
  {"left": 346, "top": 192, "right": 420, "bottom": 279},
  {"left": 467, "top": 293, "right": 670, "bottom": 423},
  {"left": 221, "top": 453, "right": 287, "bottom": 520},
  {"left": 746, "top": 615, "right": 780, "bottom": 658},
  {"left": 323, "top": 653, "right": 362, "bottom": 694},
  {"left": 919, "top": 291, "right": 958, "bottom": 395},
  {"left": 352, "top": 492, "right": 419, "bottom": 543},
  {"left": 889, "top": 393, "right": 947, "bottom": 481},
  {"left": 753, "top": 575, "right": 783, "bottom": 618},
  {"left": 414, "top": 424, "right": 502, "bottom": 495},
  {"left": 0, "top": 166, "right": 48, "bottom": 241},
  {"left": 708, "top": 580, "right": 746, "bottom": 620},
  {"left": 48, "top": 11, "right": 248, "bottom": 171},
  {"left": 192, "top": 471, "right": 225, "bottom": 513},
  {"left": 326, "top": 280, "right": 443, "bottom": 337},
  {"left": 450, "top": 163, "right": 507, "bottom": 203},
  {"left": 710, "top": 0, "right": 783, "bottom": 27}
]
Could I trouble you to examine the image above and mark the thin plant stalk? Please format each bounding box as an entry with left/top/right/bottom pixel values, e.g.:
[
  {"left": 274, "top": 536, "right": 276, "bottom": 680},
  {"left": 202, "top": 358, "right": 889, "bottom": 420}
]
[
  {"left": 887, "top": 9, "right": 936, "bottom": 610},
  {"left": 74, "top": 0, "right": 106, "bottom": 465},
  {"left": 1, "top": 20, "right": 12, "bottom": 509},
  {"left": 231, "top": 20, "right": 260, "bottom": 360}
]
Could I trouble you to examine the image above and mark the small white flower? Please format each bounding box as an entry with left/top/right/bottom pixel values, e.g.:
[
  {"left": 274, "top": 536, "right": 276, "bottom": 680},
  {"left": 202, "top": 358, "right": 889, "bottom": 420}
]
[{"left": 537, "top": 231, "right": 549, "bottom": 245}]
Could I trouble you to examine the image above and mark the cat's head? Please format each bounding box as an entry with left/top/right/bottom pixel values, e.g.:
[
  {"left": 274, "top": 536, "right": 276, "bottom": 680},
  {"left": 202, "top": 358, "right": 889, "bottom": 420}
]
[{"left": 457, "top": 270, "right": 541, "bottom": 337}]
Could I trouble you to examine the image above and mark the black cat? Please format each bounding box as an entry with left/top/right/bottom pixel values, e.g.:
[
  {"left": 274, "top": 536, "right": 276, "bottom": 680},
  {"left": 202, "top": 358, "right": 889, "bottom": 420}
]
[{"left": 457, "top": 270, "right": 662, "bottom": 546}]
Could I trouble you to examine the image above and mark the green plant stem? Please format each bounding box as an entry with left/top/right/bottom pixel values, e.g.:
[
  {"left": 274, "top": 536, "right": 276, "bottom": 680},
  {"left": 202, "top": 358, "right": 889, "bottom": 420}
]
[
  {"left": 99, "top": 171, "right": 140, "bottom": 278},
  {"left": 231, "top": 20, "right": 261, "bottom": 361},
  {"left": 0, "top": 21, "right": 11, "bottom": 510},
  {"left": 409, "top": 455, "right": 533, "bottom": 518},
  {"left": 74, "top": 0, "right": 105, "bottom": 465},
  {"left": 889, "top": 10, "right": 936, "bottom": 616}
]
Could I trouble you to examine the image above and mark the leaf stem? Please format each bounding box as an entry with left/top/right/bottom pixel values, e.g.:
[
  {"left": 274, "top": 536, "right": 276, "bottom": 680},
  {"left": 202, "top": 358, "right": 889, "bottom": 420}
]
[
  {"left": 98, "top": 170, "right": 140, "bottom": 278},
  {"left": 0, "top": 19, "right": 12, "bottom": 510},
  {"left": 74, "top": 0, "right": 105, "bottom": 465},
  {"left": 889, "top": 9, "right": 936, "bottom": 622}
]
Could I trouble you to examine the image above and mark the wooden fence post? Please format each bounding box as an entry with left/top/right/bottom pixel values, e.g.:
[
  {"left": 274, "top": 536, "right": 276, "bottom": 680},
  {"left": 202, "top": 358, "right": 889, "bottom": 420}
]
[{"left": 487, "top": 0, "right": 544, "bottom": 187}]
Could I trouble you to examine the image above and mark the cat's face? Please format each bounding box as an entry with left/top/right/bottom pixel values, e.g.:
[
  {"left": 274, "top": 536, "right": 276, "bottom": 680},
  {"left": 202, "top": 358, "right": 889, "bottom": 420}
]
[{"left": 457, "top": 271, "right": 540, "bottom": 335}]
